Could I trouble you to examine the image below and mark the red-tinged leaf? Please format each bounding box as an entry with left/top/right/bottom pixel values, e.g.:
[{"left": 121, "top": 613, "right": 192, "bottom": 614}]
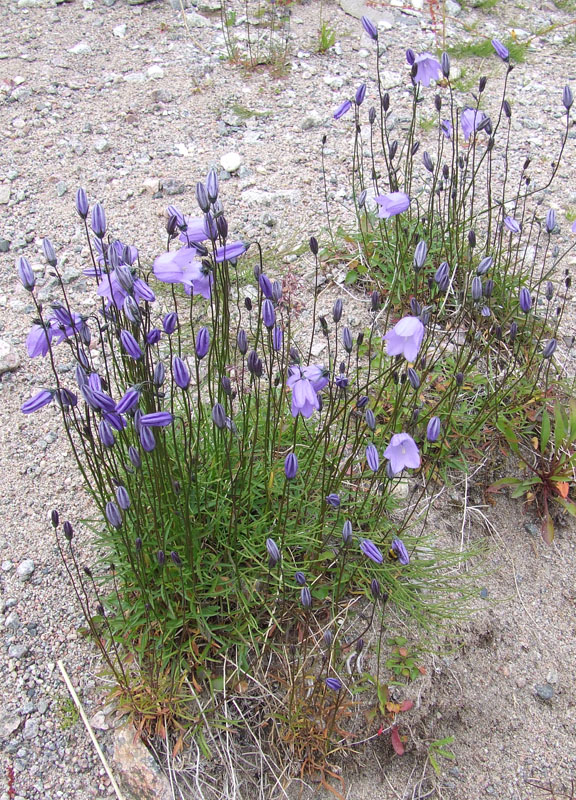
[
  {"left": 417, "top": 665, "right": 427, "bottom": 675},
  {"left": 554, "top": 482, "right": 569, "bottom": 499},
  {"left": 398, "top": 647, "right": 409, "bottom": 657},
  {"left": 400, "top": 700, "right": 414, "bottom": 712},
  {"left": 390, "top": 726, "right": 405, "bottom": 756},
  {"left": 542, "top": 513, "right": 554, "bottom": 545}
]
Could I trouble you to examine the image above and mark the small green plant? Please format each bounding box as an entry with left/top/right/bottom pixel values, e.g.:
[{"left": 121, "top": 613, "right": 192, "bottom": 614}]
[
  {"left": 386, "top": 636, "right": 426, "bottom": 682},
  {"left": 318, "top": 22, "right": 336, "bottom": 54},
  {"left": 493, "top": 400, "right": 576, "bottom": 542},
  {"left": 57, "top": 695, "right": 79, "bottom": 730},
  {"left": 428, "top": 735, "right": 456, "bottom": 776}
]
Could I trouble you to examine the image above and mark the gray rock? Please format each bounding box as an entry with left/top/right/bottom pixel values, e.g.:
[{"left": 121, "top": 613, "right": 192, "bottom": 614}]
[
  {"left": 0, "top": 339, "right": 20, "bottom": 374},
  {"left": 2, "top": 560, "right": 13, "bottom": 572},
  {"left": 5, "top": 611, "right": 21, "bottom": 630},
  {"left": 69, "top": 42, "right": 91, "bottom": 55},
  {"left": 184, "top": 11, "right": 211, "bottom": 27},
  {"left": 161, "top": 178, "right": 186, "bottom": 196},
  {"left": 535, "top": 683, "right": 554, "bottom": 701},
  {"left": 0, "top": 238, "right": 10, "bottom": 252},
  {"left": 16, "top": 559, "right": 35, "bottom": 581},
  {"left": 22, "top": 718, "right": 39, "bottom": 740},
  {"left": 151, "top": 89, "right": 174, "bottom": 104},
  {"left": 0, "top": 185, "right": 10, "bottom": 204},
  {"left": 8, "top": 644, "right": 29, "bottom": 660},
  {"left": 301, "top": 111, "right": 324, "bottom": 130},
  {"left": 94, "top": 138, "right": 110, "bottom": 154},
  {"left": 445, "top": 0, "right": 461, "bottom": 14},
  {"left": 147, "top": 65, "right": 164, "bottom": 80},
  {"left": 56, "top": 182, "right": 68, "bottom": 197},
  {"left": 0, "top": 715, "right": 21, "bottom": 739}
]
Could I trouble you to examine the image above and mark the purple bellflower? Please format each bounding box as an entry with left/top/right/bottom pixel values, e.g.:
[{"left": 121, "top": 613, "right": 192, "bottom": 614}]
[
  {"left": 384, "top": 433, "right": 421, "bottom": 475},
  {"left": 360, "top": 538, "right": 384, "bottom": 564},
  {"left": 153, "top": 247, "right": 213, "bottom": 299},
  {"left": 325, "top": 677, "right": 343, "bottom": 692},
  {"left": 391, "top": 537, "right": 410, "bottom": 565},
  {"left": 491, "top": 39, "right": 509, "bottom": 61},
  {"left": 361, "top": 15, "right": 378, "bottom": 40},
  {"left": 519, "top": 287, "right": 532, "bottom": 313},
  {"left": 375, "top": 192, "right": 411, "bottom": 219},
  {"left": 284, "top": 453, "right": 298, "bottom": 480},
  {"left": 413, "top": 53, "right": 442, "bottom": 87},
  {"left": 333, "top": 100, "right": 352, "bottom": 120},
  {"left": 215, "top": 241, "right": 247, "bottom": 263},
  {"left": 504, "top": 216, "right": 521, "bottom": 234},
  {"left": 461, "top": 108, "right": 488, "bottom": 142},
  {"left": 384, "top": 316, "right": 425, "bottom": 363},
  {"left": 272, "top": 326, "right": 283, "bottom": 352},
  {"left": 286, "top": 365, "right": 329, "bottom": 418},
  {"left": 140, "top": 412, "right": 174, "bottom": 427},
  {"left": 441, "top": 119, "right": 452, "bottom": 139},
  {"left": 17, "top": 256, "right": 35, "bottom": 292},
  {"left": 426, "top": 416, "right": 441, "bottom": 442},
  {"left": 172, "top": 356, "right": 191, "bottom": 390},
  {"left": 326, "top": 493, "right": 341, "bottom": 508},
  {"left": 195, "top": 327, "right": 210, "bottom": 359},
  {"left": 120, "top": 330, "right": 142, "bottom": 360},
  {"left": 21, "top": 389, "right": 53, "bottom": 414}
]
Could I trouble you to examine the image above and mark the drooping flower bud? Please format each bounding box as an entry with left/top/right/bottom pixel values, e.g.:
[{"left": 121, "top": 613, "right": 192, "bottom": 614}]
[
  {"left": 116, "top": 486, "right": 130, "bottom": 511},
  {"left": 76, "top": 187, "right": 89, "bottom": 219},
  {"left": 91, "top": 203, "right": 106, "bottom": 238},
  {"left": 262, "top": 299, "right": 276, "bottom": 330},
  {"left": 237, "top": 329, "right": 248, "bottom": 355},
  {"left": 477, "top": 256, "right": 492, "bottom": 275},
  {"left": 172, "top": 356, "right": 190, "bottom": 390},
  {"left": 542, "top": 339, "right": 557, "bottom": 359},
  {"left": 426, "top": 416, "right": 441, "bottom": 442},
  {"left": 266, "top": 537, "right": 281, "bottom": 567},
  {"left": 17, "top": 256, "right": 35, "bottom": 292},
  {"left": 342, "top": 520, "right": 352, "bottom": 544},
  {"left": 519, "top": 287, "right": 532, "bottom": 313},
  {"left": 195, "top": 326, "right": 210, "bottom": 359},
  {"left": 196, "top": 181, "right": 210, "bottom": 213},
  {"left": 361, "top": 15, "right": 378, "bottom": 41},
  {"left": 423, "top": 151, "right": 434, "bottom": 173},
  {"left": 563, "top": 85, "right": 573, "bottom": 111},
  {"left": 284, "top": 453, "right": 298, "bottom": 480},
  {"left": 471, "top": 276, "right": 483, "bottom": 302},
  {"left": 441, "top": 52, "right": 450, "bottom": 78},
  {"left": 105, "top": 501, "right": 122, "bottom": 529},
  {"left": 407, "top": 367, "right": 420, "bottom": 390},
  {"left": 342, "top": 327, "right": 353, "bottom": 353},
  {"left": 206, "top": 168, "right": 219, "bottom": 203},
  {"left": 63, "top": 521, "right": 73, "bottom": 541},
  {"left": 309, "top": 236, "right": 319, "bottom": 256},
  {"left": 413, "top": 240, "right": 428, "bottom": 271},
  {"left": 42, "top": 238, "right": 57, "bottom": 267},
  {"left": 212, "top": 402, "right": 227, "bottom": 429},
  {"left": 295, "top": 571, "right": 306, "bottom": 586}
]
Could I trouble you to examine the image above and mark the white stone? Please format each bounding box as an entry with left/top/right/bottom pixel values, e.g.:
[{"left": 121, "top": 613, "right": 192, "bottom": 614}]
[
  {"left": 0, "top": 185, "right": 10, "bottom": 204},
  {"left": 16, "top": 559, "right": 35, "bottom": 581},
  {"left": 220, "top": 152, "right": 242, "bottom": 173},
  {"left": 184, "top": 11, "right": 211, "bottom": 27},
  {"left": 380, "top": 70, "right": 402, "bottom": 90},
  {"left": 147, "top": 65, "right": 164, "bottom": 80},
  {"left": 0, "top": 339, "right": 19, "bottom": 375},
  {"left": 113, "top": 24, "right": 127, "bottom": 38},
  {"left": 69, "top": 42, "right": 91, "bottom": 55}
]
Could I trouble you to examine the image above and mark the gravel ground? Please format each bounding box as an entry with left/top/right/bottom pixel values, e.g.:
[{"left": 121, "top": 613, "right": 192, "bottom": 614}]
[{"left": 1, "top": 0, "right": 575, "bottom": 797}]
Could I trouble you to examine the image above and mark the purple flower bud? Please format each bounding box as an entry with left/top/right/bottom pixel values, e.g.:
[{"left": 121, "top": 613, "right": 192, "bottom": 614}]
[
  {"left": 332, "top": 298, "right": 343, "bottom": 323},
  {"left": 300, "top": 586, "right": 312, "bottom": 608},
  {"left": 247, "top": 351, "right": 263, "bottom": 377},
  {"left": 21, "top": 389, "right": 53, "bottom": 414},
  {"left": 195, "top": 326, "right": 210, "bottom": 359},
  {"left": 123, "top": 296, "right": 142, "bottom": 326},
  {"left": 365, "top": 408, "right": 376, "bottom": 431},
  {"left": 266, "top": 537, "right": 281, "bottom": 567},
  {"left": 17, "top": 256, "right": 35, "bottom": 292},
  {"left": 323, "top": 628, "right": 333, "bottom": 647},
  {"left": 342, "top": 327, "right": 353, "bottom": 353},
  {"left": 42, "top": 238, "right": 57, "bottom": 267},
  {"left": 333, "top": 100, "right": 352, "bottom": 120},
  {"left": 423, "top": 151, "right": 434, "bottom": 173},
  {"left": 366, "top": 444, "right": 380, "bottom": 472},
  {"left": 294, "top": 571, "right": 307, "bottom": 587},
  {"left": 563, "top": 85, "right": 573, "bottom": 111},
  {"left": 504, "top": 216, "right": 521, "bottom": 234},
  {"left": 455, "top": 372, "right": 464, "bottom": 386},
  {"left": 91, "top": 203, "right": 106, "bottom": 239},
  {"left": 426, "top": 416, "right": 441, "bottom": 442},
  {"left": 115, "top": 388, "right": 139, "bottom": 414},
  {"left": 51, "top": 510, "right": 59, "bottom": 528},
  {"left": 543, "top": 339, "right": 557, "bottom": 359},
  {"left": 115, "top": 264, "right": 134, "bottom": 294},
  {"left": 410, "top": 298, "right": 421, "bottom": 317},
  {"left": 371, "top": 578, "right": 381, "bottom": 599},
  {"left": 285, "top": 453, "right": 298, "bottom": 480},
  {"left": 441, "top": 51, "right": 450, "bottom": 78},
  {"left": 196, "top": 181, "right": 210, "bottom": 213},
  {"left": 170, "top": 551, "right": 182, "bottom": 568},
  {"left": 75, "top": 187, "right": 89, "bottom": 219},
  {"left": 342, "top": 520, "right": 352, "bottom": 544},
  {"left": 140, "top": 412, "right": 173, "bottom": 427},
  {"left": 259, "top": 273, "right": 273, "bottom": 299},
  {"left": 356, "top": 637, "right": 365, "bottom": 654},
  {"left": 355, "top": 83, "right": 366, "bottom": 106},
  {"left": 405, "top": 48, "right": 416, "bottom": 65},
  {"left": 361, "top": 15, "right": 378, "bottom": 41},
  {"left": 237, "top": 329, "right": 248, "bottom": 355},
  {"left": 509, "top": 321, "right": 518, "bottom": 342},
  {"left": 546, "top": 210, "right": 556, "bottom": 234},
  {"left": 435, "top": 261, "right": 450, "bottom": 291},
  {"left": 63, "top": 521, "right": 73, "bottom": 541},
  {"left": 271, "top": 280, "right": 282, "bottom": 303},
  {"left": 212, "top": 402, "right": 227, "bottom": 429},
  {"left": 545, "top": 281, "right": 554, "bottom": 301},
  {"left": 477, "top": 256, "right": 493, "bottom": 276},
  {"left": 262, "top": 299, "right": 276, "bottom": 330},
  {"left": 272, "top": 326, "right": 283, "bottom": 352},
  {"left": 360, "top": 538, "right": 383, "bottom": 564},
  {"left": 157, "top": 550, "right": 165, "bottom": 566},
  {"left": 172, "top": 356, "right": 190, "bottom": 390},
  {"left": 519, "top": 287, "right": 532, "bottom": 313},
  {"left": 309, "top": 236, "right": 319, "bottom": 256},
  {"left": 128, "top": 446, "right": 141, "bottom": 469},
  {"left": 115, "top": 486, "right": 130, "bottom": 512},
  {"left": 471, "top": 276, "right": 483, "bottom": 302},
  {"left": 391, "top": 537, "right": 410, "bottom": 565},
  {"left": 98, "top": 419, "right": 115, "bottom": 447},
  {"left": 336, "top": 374, "right": 348, "bottom": 389},
  {"left": 163, "top": 312, "right": 178, "bottom": 335},
  {"left": 414, "top": 240, "right": 428, "bottom": 271},
  {"left": 483, "top": 279, "right": 494, "bottom": 299},
  {"left": 91, "top": 389, "right": 115, "bottom": 413},
  {"left": 491, "top": 38, "right": 509, "bottom": 61},
  {"left": 139, "top": 425, "right": 156, "bottom": 452},
  {"left": 146, "top": 328, "right": 161, "bottom": 346},
  {"left": 120, "top": 330, "right": 142, "bottom": 360},
  {"left": 325, "top": 677, "right": 342, "bottom": 692},
  {"left": 371, "top": 291, "right": 381, "bottom": 312},
  {"left": 206, "top": 168, "right": 219, "bottom": 203},
  {"left": 326, "top": 493, "right": 341, "bottom": 508},
  {"left": 105, "top": 501, "right": 122, "bottom": 529},
  {"left": 407, "top": 367, "right": 420, "bottom": 390}
]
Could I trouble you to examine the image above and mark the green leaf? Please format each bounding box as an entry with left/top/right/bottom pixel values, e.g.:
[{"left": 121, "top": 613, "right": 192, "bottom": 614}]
[
  {"left": 542, "top": 513, "right": 554, "bottom": 545},
  {"left": 555, "top": 497, "right": 576, "bottom": 517},
  {"left": 569, "top": 401, "right": 576, "bottom": 442},
  {"left": 496, "top": 417, "right": 519, "bottom": 453},
  {"left": 345, "top": 269, "right": 358, "bottom": 284},
  {"left": 554, "top": 403, "right": 567, "bottom": 450},
  {"left": 540, "top": 408, "right": 551, "bottom": 453}
]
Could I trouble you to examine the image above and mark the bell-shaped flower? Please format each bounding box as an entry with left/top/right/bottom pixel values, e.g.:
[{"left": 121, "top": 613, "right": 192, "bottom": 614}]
[
  {"left": 384, "top": 433, "right": 421, "bottom": 475},
  {"left": 384, "top": 316, "right": 425, "bottom": 363},
  {"left": 375, "top": 192, "right": 411, "bottom": 219},
  {"left": 413, "top": 53, "right": 441, "bottom": 87}
]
